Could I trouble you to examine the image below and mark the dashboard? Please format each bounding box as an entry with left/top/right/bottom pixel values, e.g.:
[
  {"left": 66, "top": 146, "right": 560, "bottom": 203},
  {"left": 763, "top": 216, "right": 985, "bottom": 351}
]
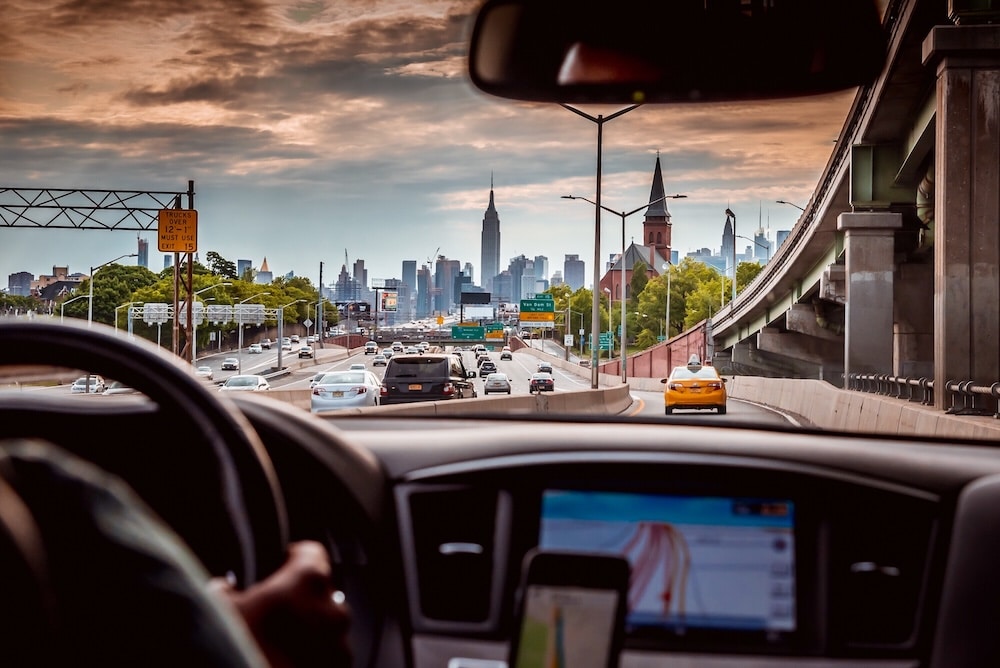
[{"left": 237, "top": 398, "right": 1000, "bottom": 668}]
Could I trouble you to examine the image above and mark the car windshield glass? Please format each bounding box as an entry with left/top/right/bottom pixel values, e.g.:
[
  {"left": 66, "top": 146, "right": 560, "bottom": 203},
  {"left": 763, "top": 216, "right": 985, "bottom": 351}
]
[
  {"left": 319, "top": 373, "right": 364, "bottom": 385},
  {"left": 389, "top": 360, "right": 448, "bottom": 379},
  {"left": 670, "top": 367, "right": 721, "bottom": 380},
  {"left": 228, "top": 377, "right": 255, "bottom": 387}
]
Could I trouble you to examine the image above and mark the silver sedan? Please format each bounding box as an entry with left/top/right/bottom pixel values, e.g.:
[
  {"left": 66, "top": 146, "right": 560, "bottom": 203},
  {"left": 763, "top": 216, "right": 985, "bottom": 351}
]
[
  {"left": 311, "top": 370, "right": 382, "bottom": 412},
  {"left": 483, "top": 372, "right": 512, "bottom": 395}
]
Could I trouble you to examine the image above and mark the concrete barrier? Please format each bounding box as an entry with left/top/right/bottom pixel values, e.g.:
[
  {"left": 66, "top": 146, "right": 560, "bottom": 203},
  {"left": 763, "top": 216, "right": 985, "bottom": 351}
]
[{"left": 726, "top": 376, "right": 1000, "bottom": 439}]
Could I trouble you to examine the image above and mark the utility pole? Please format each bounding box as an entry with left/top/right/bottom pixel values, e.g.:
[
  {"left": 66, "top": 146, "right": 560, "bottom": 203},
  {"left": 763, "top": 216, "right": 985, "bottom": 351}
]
[{"left": 318, "top": 261, "right": 324, "bottom": 348}]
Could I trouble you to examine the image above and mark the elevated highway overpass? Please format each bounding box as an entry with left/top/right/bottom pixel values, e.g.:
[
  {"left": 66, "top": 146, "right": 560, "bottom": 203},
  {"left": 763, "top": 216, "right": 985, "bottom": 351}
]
[{"left": 603, "top": 0, "right": 1000, "bottom": 418}]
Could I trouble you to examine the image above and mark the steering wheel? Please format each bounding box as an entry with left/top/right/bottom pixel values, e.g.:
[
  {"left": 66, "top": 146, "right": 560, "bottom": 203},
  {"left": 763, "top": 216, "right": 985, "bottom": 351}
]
[{"left": 0, "top": 320, "right": 288, "bottom": 586}]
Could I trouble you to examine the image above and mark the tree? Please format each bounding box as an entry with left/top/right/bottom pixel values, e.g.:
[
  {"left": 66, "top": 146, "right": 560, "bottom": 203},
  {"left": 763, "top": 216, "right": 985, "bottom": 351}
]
[
  {"left": 629, "top": 261, "right": 649, "bottom": 304},
  {"left": 205, "top": 251, "right": 237, "bottom": 279},
  {"left": 736, "top": 261, "right": 764, "bottom": 293}
]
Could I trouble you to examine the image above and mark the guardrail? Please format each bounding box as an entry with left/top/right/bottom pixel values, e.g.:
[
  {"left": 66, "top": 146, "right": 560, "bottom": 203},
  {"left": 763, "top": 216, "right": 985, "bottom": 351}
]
[{"left": 846, "top": 373, "right": 1000, "bottom": 418}]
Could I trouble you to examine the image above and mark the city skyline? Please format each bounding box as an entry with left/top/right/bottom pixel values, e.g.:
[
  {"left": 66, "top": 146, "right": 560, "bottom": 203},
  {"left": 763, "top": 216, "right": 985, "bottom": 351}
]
[{"left": 2, "top": 1, "right": 841, "bottom": 291}]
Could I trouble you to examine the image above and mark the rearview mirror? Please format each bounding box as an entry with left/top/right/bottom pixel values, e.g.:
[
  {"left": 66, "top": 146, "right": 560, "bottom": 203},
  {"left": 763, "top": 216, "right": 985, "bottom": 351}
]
[{"left": 469, "top": 0, "right": 886, "bottom": 104}]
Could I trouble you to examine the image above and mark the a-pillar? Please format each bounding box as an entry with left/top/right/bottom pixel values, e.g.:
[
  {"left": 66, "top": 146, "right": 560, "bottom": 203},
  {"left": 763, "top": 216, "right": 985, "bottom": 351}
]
[
  {"left": 838, "top": 212, "right": 903, "bottom": 382},
  {"left": 923, "top": 25, "right": 1000, "bottom": 410}
]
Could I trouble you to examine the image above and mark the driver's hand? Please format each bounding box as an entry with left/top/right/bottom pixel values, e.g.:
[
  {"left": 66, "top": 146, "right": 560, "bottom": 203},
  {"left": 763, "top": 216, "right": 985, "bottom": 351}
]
[{"left": 210, "top": 540, "right": 351, "bottom": 668}]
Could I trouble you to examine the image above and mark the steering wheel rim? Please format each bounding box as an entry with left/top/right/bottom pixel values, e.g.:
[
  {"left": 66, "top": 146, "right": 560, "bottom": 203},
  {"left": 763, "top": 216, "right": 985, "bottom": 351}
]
[{"left": 0, "top": 319, "right": 288, "bottom": 585}]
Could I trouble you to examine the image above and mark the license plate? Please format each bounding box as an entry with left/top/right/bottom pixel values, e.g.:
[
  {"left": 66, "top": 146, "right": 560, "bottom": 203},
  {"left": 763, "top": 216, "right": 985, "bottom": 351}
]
[
  {"left": 690, "top": 387, "right": 702, "bottom": 393},
  {"left": 332, "top": 391, "right": 344, "bottom": 397},
  {"left": 408, "top": 384, "right": 422, "bottom": 390}
]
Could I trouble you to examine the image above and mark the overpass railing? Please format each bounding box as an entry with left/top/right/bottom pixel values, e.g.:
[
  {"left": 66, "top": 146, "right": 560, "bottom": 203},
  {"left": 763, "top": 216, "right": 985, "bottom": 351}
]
[{"left": 846, "top": 373, "right": 1000, "bottom": 418}]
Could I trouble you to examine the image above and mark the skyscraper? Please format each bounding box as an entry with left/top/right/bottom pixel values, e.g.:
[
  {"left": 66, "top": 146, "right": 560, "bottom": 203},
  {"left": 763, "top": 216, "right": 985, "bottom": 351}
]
[
  {"left": 564, "top": 254, "right": 585, "bottom": 290},
  {"left": 137, "top": 236, "right": 148, "bottom": 268},
  {"left": 416, "top": 265, "right": 432, "bottom": 318},
  {"left": 402, "top": 260, "right": 416, "bottom": 320},
  {"left": 480, "top": 177, "right": 501, "bottom": 293}
]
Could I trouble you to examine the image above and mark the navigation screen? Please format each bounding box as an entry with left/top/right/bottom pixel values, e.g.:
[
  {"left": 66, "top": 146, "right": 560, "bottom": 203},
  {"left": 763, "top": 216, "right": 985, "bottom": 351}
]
[{"left": 539, "top": 490, "right": 796, "bottom": 633}]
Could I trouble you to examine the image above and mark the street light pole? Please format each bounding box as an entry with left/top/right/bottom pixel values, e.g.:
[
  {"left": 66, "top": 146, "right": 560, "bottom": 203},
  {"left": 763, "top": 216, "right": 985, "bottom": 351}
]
[
  {"left": 662, "top": 261, "right": 672, "bottom": 341},
  {"left": 725, "top": 208, "right": 737, "bottom": 303},
  {"left": 87, "top": 253, "right": 137, "bottom": 328},
  {"left": 61, "top": 294, "right": 91, "bottom": 324},
  {"left": 564, "top": 193, "right": 686, "bottom": 383},
  {"left": 276, "top": 299, "right": 305, "bottom": 371},
  {"left": 115, "top": 301, "right": 143, "bottom": 336},
  {"left": 237, "top": 292, "right": 270, "bottom": 374},
  {"left": 561, "top": 103, "right": 640, "bottom": 389},
  {"left": 191, "top": 282, "right": 231, "bottom": 364},
  {"left": 775, "top": 199, "right": 805, "bottom": 212}
]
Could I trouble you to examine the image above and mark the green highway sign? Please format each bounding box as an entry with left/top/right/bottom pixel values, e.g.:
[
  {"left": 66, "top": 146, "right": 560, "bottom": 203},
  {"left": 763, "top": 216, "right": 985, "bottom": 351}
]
[
  {"left": 485, "top": 322, "right": 504, "bottom": 332},
  {"left": 452, "top": 326, "right": 485, "bottom": 339},
  {"left": 520, "top": 297, "right": 555, "bottom": 313}
]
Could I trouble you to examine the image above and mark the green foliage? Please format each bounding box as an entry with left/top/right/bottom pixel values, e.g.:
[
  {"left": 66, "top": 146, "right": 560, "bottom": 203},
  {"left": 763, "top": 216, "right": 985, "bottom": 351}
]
[
  {"left": 736, "top": 261, "right": 764, "bottom": 293},
  {"left": 629, "top": 261, "right": 649, "bottom": 302},
  {"left": 205, "top": 251, "right": 238, "bottom": 279}
]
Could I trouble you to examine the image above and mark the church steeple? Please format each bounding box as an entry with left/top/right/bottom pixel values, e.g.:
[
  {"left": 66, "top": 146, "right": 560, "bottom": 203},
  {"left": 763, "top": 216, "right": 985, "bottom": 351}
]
[{"left": 643, "top": 153, "right": 672, "bottom": 257}]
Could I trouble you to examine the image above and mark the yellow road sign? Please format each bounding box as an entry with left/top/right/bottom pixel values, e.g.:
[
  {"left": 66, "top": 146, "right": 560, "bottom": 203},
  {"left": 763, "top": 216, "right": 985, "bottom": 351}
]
[{"left": 157, "top": 209, "right": 198, "bottom": 252}]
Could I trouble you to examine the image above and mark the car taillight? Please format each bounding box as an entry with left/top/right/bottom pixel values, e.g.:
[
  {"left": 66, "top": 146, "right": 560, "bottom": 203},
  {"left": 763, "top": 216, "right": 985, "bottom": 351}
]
[
  {"left": 355, "top": 386, "right": 367, "bottom": 394},
  {"left": 442, "top": 383, "right": 455, "bottom": 396},
  {"left": 380, "top": 386, "right": 388, "bottom": 397},
  {"left": 312, "top": 388, "right": 322, "bottom": 396},
  {"left": 669, "top": 382, "right": 683, "bottom": 391},
  {"left": 707, "top": 382, "right": 722, "bottom": 390}
]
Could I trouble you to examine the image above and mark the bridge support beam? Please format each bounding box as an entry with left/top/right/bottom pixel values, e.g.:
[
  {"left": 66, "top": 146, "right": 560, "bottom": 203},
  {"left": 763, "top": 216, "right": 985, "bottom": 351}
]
[
  {"left": 894, "top": 262, "right": 934, "bottom": 378},
  {"left": 838, "top": 212, "right": 903, "bottom": 379},
  {"left": 924, "top": 25, "right": 1000, "bottom": 410}
]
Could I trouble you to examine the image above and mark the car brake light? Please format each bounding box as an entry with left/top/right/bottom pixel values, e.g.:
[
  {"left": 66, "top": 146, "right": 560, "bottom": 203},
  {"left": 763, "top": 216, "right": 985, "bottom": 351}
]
[
  {"left": 442, "top": 383, "right": 454, "bottom": 395},
  {"left": 707, "top": 382, "right": 722, "bottom": 390},
  {"left": 355, "top": 386, "right": 367, "bottom": 394},
  {"left": 312, "top": 388, "right": 322, "bottom": 396},
  {"left": 379, "top": 386, "right": 388, "bottom": 397},
  {"left": 668, "top": 382, "right": 683, "bottom": 391}
]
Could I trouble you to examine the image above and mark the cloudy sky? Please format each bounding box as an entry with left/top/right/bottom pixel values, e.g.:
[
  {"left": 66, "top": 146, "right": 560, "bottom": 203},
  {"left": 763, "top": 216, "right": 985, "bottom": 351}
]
[{"left": 2, "top": 0, "right": 854, "bottom": 290}]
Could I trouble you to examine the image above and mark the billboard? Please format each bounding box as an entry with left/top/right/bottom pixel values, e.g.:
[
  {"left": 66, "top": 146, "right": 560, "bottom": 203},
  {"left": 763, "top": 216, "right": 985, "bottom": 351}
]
[
  {"left": 380, "top": 291, "right": 398, "bottom": 312},
  {"left": 460, "top": 291, "right": 491, "bottom": 305}
]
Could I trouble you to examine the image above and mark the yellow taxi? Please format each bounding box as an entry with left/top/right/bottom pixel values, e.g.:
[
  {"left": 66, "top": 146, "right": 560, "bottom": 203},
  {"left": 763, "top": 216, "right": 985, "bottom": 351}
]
[{"left": 662, "top": 356, "right": 728, "bottom": 415}]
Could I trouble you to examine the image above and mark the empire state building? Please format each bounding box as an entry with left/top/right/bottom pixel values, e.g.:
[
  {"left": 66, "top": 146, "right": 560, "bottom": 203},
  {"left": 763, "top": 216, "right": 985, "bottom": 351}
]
[{"left": 480, "top": 179, "right": 501, "bottom": 293}]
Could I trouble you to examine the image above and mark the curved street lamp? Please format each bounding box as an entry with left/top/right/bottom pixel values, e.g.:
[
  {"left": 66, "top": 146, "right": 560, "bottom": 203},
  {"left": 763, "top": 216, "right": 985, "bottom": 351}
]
[
  {"left": 61, "top": 294, "right": 91, "bottom": 324},
  {"left": 115, "top": 300, "right": 144, "bottom": 336},
  {"left": 775, "top": 199, "right": 805, "bottom": 212},
  {"left": 565, "top": 193, "right": 686, "bottom": 383},
  {"left": 191, "top": 282, "right": 232, "bottom": 363},
  {"left": 276, "top": 299, "right": 306, "bottom": 371},
  {"left": 87, "top": 253, "right": 138, "bottom": 328},
  {"left": 237, "top": 292, "right": 270, "bottom": 373}
]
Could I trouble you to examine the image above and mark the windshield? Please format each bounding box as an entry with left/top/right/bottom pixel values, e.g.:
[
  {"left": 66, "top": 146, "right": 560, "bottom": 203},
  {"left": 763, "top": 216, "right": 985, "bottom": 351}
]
[{"left": 2, "top": 1, "right": 996, "bottom": 444}]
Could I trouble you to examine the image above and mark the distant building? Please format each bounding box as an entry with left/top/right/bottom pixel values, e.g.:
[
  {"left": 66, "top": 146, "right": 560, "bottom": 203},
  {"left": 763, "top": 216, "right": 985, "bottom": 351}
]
[
  {"left": 416, "top": 265, "right": 432, "bottom": 318},
  {"left": 492, "top": 270, "right": 513, "bottom": 304},
  {"left": 401, "top": 260, "right": 417, "bottom": 320},
  {"left": 163, "top": 255, "right": 173, "bottom": 270},
  {"left": 434, "top": 256, "right": 461, "bottom": 313},
  {"left": 137, "top": 236, "right": 149, "bottom": 268},
  {"left": 237, "top": 259, "right": 252, "bottom": 280},
  {"left": 480, "top": 177, "right": 501, "bottom": 292},
  {"left": 8, "top": 272, "right": 33, "bottom": 296},
  {"left": 255, "top": 257, "right": 273, "bottom": 284},
  {"left": 550, "top": 270, "right": 564, "bottom": 287},
  {"left": 776, "top": 230, "right": 791, "bottom": 248},
  {"left": 563, "top": 254, "right": 585, "bottom": 291}
]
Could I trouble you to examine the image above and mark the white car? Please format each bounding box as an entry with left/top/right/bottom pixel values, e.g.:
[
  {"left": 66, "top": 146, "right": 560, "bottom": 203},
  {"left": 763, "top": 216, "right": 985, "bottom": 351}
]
[
  {"left": 194, "top": 366, "right": 214, "bottom": 381},
  {"left": 247, "top": 343, "right": 262, "bottom": 354},
  {"left": 349, "top": 363, "right": 366, "bottom": 371},
  {"left": 218, "top": 375, "right": 270, "bottom": 392},
  {"left": 311, "top": 370, "right": 382, "bottom": 412},
  {"left": 70, "top": 376, "right": 106, "bottom": 394}
]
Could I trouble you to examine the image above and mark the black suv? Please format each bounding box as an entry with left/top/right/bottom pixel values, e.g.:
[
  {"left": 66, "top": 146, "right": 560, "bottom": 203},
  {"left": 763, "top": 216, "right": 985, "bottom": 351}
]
[
  {"left": 380, "top": 353, "right": 477, "bottom": 404},
  {"left": 479, "top": 360, "right": 497, "bottom": 377}
]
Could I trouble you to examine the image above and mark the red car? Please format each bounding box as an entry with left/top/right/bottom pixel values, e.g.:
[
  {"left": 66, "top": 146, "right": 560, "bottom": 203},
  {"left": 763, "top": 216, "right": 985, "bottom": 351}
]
[{"left": 528, "top": 372, "right": 554, "bottom": 393}]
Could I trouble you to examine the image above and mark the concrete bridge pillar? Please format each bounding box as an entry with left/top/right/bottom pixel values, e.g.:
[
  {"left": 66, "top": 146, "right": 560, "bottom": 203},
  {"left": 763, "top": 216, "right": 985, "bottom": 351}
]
[
  {"left": 838, "top": 212, "right": 903, "bottom": 380},
  {"left": 923, "top": 25, "right": 1000, "bottom": 410}
]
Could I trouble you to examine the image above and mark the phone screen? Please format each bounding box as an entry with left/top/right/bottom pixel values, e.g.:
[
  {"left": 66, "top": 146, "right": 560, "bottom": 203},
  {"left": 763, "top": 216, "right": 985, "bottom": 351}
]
[{"left": 511, "top": 583, "right": 621, "bottom": 668}]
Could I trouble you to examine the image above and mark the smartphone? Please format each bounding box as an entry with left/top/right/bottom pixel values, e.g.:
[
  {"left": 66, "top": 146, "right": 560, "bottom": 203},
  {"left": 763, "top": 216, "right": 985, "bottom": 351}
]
[{"left": 508, "top": 550, "right": 630, "bottom": 668}]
